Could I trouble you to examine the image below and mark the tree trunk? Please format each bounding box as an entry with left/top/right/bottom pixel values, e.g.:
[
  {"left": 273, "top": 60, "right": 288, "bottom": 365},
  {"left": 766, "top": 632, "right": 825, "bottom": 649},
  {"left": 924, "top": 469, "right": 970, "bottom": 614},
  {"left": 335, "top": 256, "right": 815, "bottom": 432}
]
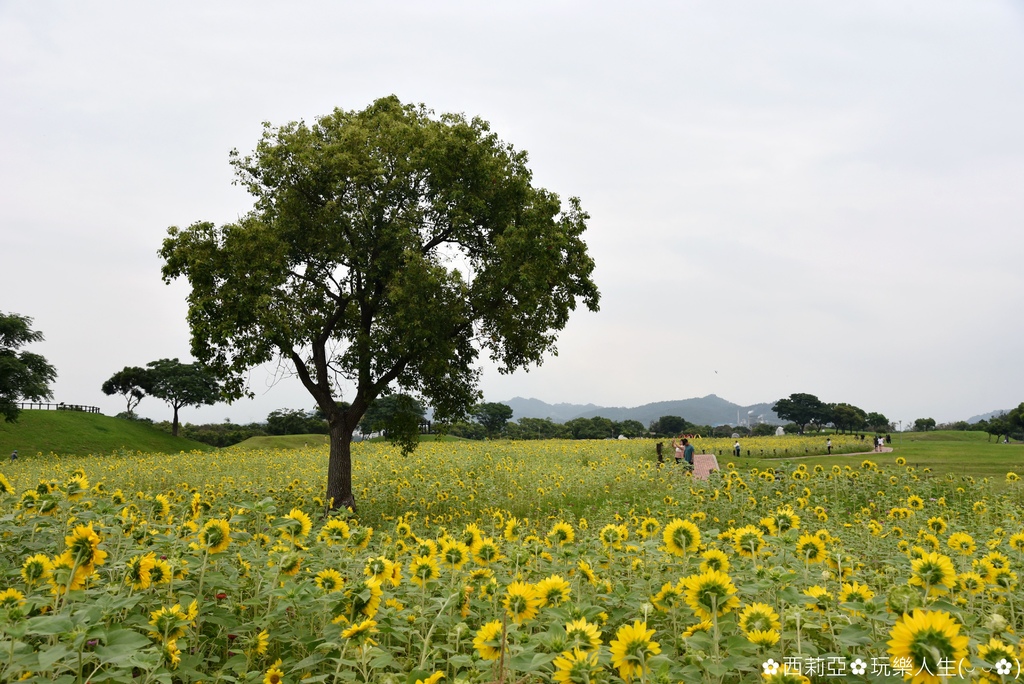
[
  {"left": 326, "top": 419, "right": 357, "bottom": 512},
  {"left": 172, "top": 405, "right": 180, "bottom": 437}
]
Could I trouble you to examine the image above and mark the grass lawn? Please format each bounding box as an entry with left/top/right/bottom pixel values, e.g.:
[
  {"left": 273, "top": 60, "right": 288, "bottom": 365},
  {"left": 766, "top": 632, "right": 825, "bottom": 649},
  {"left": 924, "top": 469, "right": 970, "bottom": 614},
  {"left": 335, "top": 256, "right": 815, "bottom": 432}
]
[
  {"left": 0, "top": 410, "right": 212, "bottom": 457},
  {"left": 737, "top": 430, "right": 1021, "bottom": 480}
]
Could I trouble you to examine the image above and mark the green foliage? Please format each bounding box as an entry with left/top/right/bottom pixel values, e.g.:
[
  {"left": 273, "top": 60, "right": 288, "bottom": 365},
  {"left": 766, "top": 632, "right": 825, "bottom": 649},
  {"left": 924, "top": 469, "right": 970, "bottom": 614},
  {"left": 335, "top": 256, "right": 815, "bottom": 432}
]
[
  {"left": 159, "top": 95, "right": 600, "bottom": 509},
  {"left": 266, "top": 408, "right": 327, "bottom": 436},
  {"left": 503, "top": 416, "right": 569, "bottom": 440},
  {"left": 100, "top": 366, "right": 151, "bottom": 415},
  {"left": 0, "top": 312, "right": 57, "bottom": 423},
  {"left": 864, "top": 411, "right": 890, "bottom": 432},
  {"left": 440, "top": 420, "right": 487, "bottom": 440},
  {"left": 649, "top": 415, "right": 690, "bottom": 436},
  {"left": 0, "top": 410, "right": 213, "bottom": 456},
  {"left": 564, "top": 415, "right": 616, "bottom": 439},
  {"left": 151, "top": 420, "right": 267, "bottom": 447},
  {"left": 829, "top": 402, "right": 867, "bottom": 433},
  {"left": 913, "top": 417, "right": 937, "bottom": 432},
  {"left": 470, "top": 402, "right": 514, "bottom": 437},
  {"left": 772, "top": 393, "right": 826, "bottom": 434},
  {"left": 358, "top": 394, "right": 425, "bottom": 455},
  {"left": 145, "top": 359, "right": 222, "bottom": 437}
]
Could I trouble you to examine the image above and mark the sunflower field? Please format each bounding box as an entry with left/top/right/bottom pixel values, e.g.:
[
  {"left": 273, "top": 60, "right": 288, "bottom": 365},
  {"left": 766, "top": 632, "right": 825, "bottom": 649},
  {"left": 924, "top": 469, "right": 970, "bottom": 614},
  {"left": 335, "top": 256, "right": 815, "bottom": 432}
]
[{"left": 1, "top": 439, "right": 1023, "bottom": 683}]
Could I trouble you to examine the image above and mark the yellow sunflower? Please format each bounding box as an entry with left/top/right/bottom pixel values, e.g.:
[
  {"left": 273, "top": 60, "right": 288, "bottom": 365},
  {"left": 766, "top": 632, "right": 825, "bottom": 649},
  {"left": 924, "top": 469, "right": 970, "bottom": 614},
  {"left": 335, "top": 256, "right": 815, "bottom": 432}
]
[
  {"left": 535, "top": 574, "right": 572, "bottom": 607},
  {"left": 638, "top": 517, "right": 660, "bottom": 539},
  {"left": 548, "top": 521, "right": 575, "bottom": 546},
  {"left": 946, "top": 532, "right": 976, "bottom": 556},
  {"left": 21, "top": 553, "right": 53, "bottom": 586},
  {"left": 552, "top": 648, "right": 602, "bottom": 684},
  {"left": 795, "top": 534, "right": 827, "bottom": 564},
  {"left": 341, "top": 618, "right": 378, "bottom": 645},
  {"left": 64, "top": 523, "right": 108, "bottom": 570},
  {"left": 976, "top": 638, "right": 1017, "bottom": 683},
  {"left": 564, "top": 617, "right": 602, "bottom": 652},
  {"left": 279, "top": 508, "right": 312, "bottom": 543},
  {"left": 747, "top": 629, "right": 780, "bottom": 648},
  {"left": 908, "top": 552, "right": 957, "bottom": 595},
  {"left": 409, "top": 554, "right": 440, "bottom": 587},
  {"left": 651, "top": 580, "right": 686, "bottom": 612},
  {"left": 887, "top": 610, "right": 969, "bottom": 684},
  {"left": 474, "top": 537, "right": 502, "bottom": 566},
  {"left": 125, "top": 553, "right": 156, "bottom": 591},
  {"left": 315, "top": 568, "right": 345, "bottom": 593},
  {"left": 439, "top": 540, "right": 471, "bottom": 571},
  {"left": 609, "top": 620, "right": 660, "bottom": 682},
  {"left": 700, "top": 549, "right": 731, "bottom": 573},
  {"left": 503, "top": 581, "right": 543, "bottom": 623},
  {"left": 599, "top": 524, "right": 627, "bottom": 550},
  {"left": 738, "top": 602, "right": 781, "bottom": 634},
  {"left": 663, "top": 519, "right": 701, "bottom": 557},
  {"left": 415, "top": 672, "right": 445, "bottom": 684},
  {"left": 732, "top": 525, "right": 765, "bottom": 558},
  {"left": 803, "top": 586, "right": 832, "bottom": 613},
  {"left": 926, "top": 517, "right": 947, "bottom": 535},
  {"left": 198, "top": 519, "right": 231, "bottom": 554},
  {"left": 682, "top": 570, "right": 740, "bottom": 620},
  {"left": 473, "top": 620, "right": 504, "bottom": 661},
  {"left": 318, "top": 519, "right": 351, "bottom": 545}
]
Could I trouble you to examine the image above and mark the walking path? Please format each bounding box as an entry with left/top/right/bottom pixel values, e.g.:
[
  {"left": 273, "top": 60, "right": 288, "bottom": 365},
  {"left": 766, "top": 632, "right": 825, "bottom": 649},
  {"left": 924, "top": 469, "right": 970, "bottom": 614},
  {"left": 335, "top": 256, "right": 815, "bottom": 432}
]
[{"left": 756, "top": 446, "right": 894, "bottom": 461}]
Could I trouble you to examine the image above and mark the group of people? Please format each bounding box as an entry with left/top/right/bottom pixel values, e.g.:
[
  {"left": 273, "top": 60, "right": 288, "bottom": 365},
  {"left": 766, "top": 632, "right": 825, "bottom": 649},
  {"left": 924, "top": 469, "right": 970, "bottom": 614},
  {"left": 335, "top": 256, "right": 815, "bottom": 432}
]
[{"left": 669, "top": 436, "right": 720, "bottom": 480}]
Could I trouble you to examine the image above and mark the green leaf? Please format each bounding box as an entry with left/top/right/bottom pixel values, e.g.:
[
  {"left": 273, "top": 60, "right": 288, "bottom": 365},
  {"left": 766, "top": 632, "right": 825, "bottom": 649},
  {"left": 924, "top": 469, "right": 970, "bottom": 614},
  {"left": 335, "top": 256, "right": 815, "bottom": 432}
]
[
  {"left": 509, "top": 651, "right": 556, "bottom": 672},
  {"left": 38, "top": 644, "right": 73, "bottom": 671},
  {"left": 25, "top": 614, "right": 74, "bottom": 636}
]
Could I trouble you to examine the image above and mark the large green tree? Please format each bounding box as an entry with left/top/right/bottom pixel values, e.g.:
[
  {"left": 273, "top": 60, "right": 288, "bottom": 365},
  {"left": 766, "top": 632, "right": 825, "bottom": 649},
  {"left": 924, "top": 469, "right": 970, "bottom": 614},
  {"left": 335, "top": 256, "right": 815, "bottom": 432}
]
[
  {"left": 0, "top": 312, "right": 57, "bottom": 422},
  {"left": 159, "top": 96, "right": 600, "bottom": 510},
  {"left": 358, "top": 394, "right": 425, "bottom": 454},
  {"left": 471, "top": 402, "right": 514, "bottom": 438},
  {"left": 864, "top": 411, "right": 890, "bottom": 432},
  {"left": 649, "top": 415, "right": 689, "bottom": 436},
  {"left": 145, "top": 359, "right": 222, "bottom": 437},
  {"left": 829, "top": 402, "right": 867, "bottom": 434},
  {"left": 101, "top": 366, "right": 152, "bottom": 415},
  {"left": 772, "top": 393, "right": 826, "bottom": 434}
]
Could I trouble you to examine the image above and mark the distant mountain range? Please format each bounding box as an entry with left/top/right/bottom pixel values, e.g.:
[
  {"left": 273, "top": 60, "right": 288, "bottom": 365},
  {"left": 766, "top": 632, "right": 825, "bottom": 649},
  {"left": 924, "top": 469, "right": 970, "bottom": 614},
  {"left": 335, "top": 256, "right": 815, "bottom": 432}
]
[
  {"left": 500, "top": 394, "right": 781, "bottom": 427},
  {"left": 966, "top": 409, "right": 1012, "bottom": 423}
]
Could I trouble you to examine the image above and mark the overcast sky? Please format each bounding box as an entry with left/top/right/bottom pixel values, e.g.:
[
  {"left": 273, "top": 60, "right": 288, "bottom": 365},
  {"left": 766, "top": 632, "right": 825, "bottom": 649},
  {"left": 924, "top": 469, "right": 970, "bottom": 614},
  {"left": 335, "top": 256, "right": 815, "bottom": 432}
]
[{"left": 3, "top": 1, "right": 1023, "bottom": 428}]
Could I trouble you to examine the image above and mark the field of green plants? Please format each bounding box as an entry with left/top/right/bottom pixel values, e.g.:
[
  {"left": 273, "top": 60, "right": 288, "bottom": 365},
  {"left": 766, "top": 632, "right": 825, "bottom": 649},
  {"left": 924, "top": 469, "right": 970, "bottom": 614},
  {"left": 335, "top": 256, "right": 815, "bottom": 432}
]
[{"left": 1, "top": 436, "right": 1022, "bottom": 683}]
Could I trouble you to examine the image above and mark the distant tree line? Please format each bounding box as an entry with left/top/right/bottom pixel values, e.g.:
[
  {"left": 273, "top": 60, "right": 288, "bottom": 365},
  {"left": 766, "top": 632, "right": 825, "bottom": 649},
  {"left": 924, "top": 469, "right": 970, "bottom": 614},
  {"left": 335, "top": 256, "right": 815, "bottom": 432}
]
[{"left": 772, "top": 393, "right": 891, "bottom": 435}]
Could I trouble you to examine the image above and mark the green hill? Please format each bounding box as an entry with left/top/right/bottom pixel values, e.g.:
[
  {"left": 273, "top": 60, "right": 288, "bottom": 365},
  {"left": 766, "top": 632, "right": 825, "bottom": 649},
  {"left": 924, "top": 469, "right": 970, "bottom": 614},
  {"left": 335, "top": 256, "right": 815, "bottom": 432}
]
[{"left": 0, "top": 410, "right": 213, "bottom": 457}]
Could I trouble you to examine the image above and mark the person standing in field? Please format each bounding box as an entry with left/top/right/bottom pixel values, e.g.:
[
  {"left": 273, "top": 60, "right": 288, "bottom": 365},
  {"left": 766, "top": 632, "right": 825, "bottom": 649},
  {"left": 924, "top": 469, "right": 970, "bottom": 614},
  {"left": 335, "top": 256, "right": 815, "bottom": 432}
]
[
  {"left": 9, "top": 450, "right": 16, "bottom": 461},
  {"left": 826, "top": 438, "right": 832, "bottom": 455},
  {"left": 733, "top": 440, "right": 741, "bottom": 458},
  {"left": 682, "top": 438, "right": 694, "bottom": 468},
  {"left": 672, "top": 438, "right": 684, "bottom": 465}
]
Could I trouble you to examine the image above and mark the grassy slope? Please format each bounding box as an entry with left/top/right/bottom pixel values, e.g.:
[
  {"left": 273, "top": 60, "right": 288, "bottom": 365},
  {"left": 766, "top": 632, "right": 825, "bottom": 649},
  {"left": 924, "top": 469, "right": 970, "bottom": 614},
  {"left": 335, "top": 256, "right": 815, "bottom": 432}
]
[{"left": 0, "top": 410, "right": 213, "bottom": 456}]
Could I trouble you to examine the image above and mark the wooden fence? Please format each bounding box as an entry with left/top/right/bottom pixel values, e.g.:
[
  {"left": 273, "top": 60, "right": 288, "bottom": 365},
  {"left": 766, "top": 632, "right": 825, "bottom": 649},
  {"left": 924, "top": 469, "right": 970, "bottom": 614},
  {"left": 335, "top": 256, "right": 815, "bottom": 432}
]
[{"left": 16, "top": 402, "right": 101, "bottom": 414}]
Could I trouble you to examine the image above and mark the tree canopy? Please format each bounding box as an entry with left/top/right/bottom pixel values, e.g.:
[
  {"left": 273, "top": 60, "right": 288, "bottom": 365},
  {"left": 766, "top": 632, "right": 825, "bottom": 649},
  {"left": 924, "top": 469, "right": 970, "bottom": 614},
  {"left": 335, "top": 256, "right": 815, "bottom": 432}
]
[
  {"left": 772, "top": 393, "right": 827, "bottom": 434},
  {"left": 160, "top": 96, "right": 600, "bottom": 509},
  {"left": 0, "top": 312, "right": 57, "bottom": 423},
  {"left": 145, "top": 358, "right": 222, "bottom": 437},
  {"left": 101, "top": 366, "right": 151, "bottom": 415},
  {"left": 358, "top": 394, "right": 425, "bottom": 455},
  {"left": 471, "top": 402, "right": 514, "bottom": 438},
  {"left": 913, "top": 417, "right": 937, "bottom": 432}
]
